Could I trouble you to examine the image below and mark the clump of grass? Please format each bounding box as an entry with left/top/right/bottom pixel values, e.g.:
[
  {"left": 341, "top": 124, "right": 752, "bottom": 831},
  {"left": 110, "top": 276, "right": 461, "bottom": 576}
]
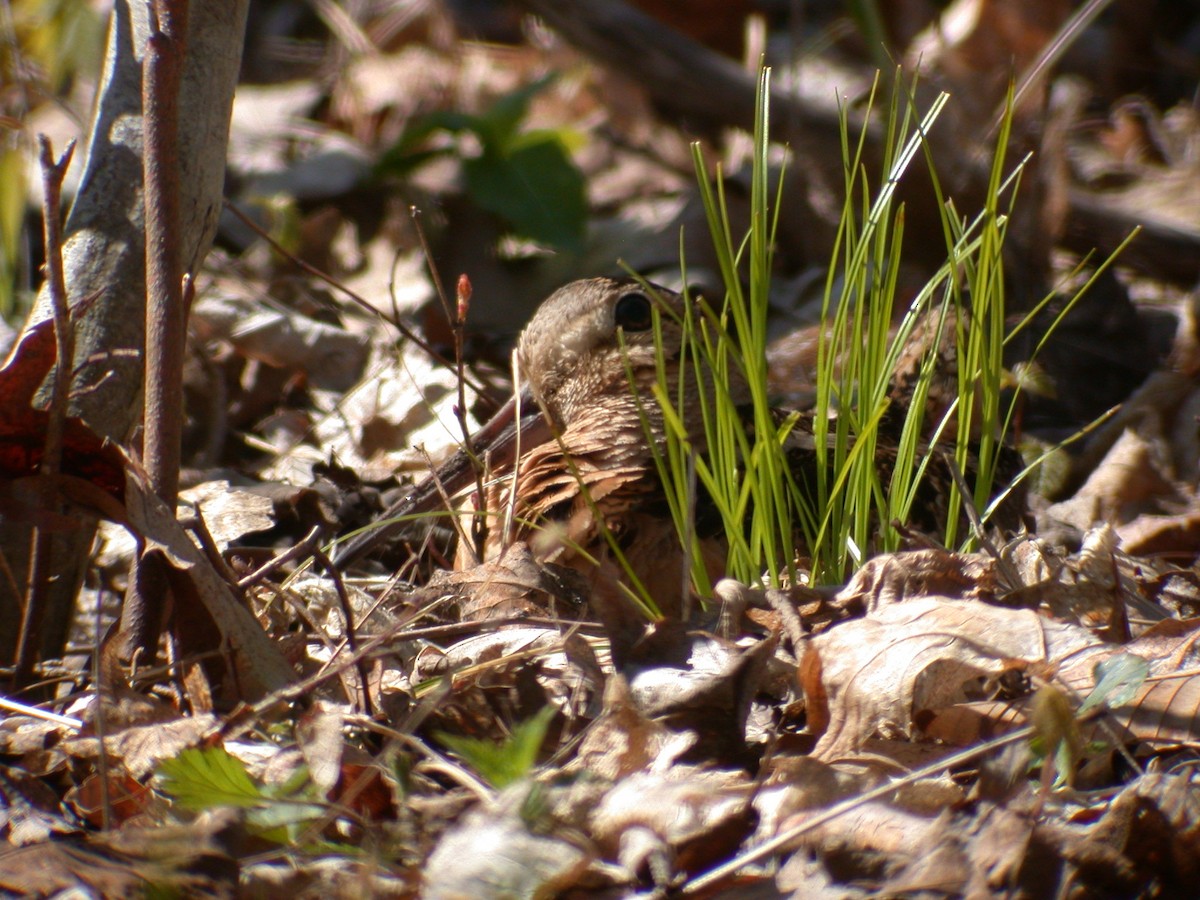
[
  {"left": 643, "top": 65, "right": 1118, "bottom": 592},
  {"left": 644, "top": 66, "right": 967, "bottom": 589},
  {"left": 642, "top": 67, "right": 803, "bottom": 593}
]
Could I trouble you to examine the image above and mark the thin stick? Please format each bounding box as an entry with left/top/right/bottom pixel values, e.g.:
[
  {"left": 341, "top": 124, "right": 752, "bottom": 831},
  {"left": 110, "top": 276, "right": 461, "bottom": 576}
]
[
  {"left": 141, "top": 0, "right": 189, "bottom": 507},
  {"left": 453, "top": 274, "right": 488, "bottom": 559},
  {"left": 221, "top": 200, "right": 488, "bottom": 397},
  {"left": 14, "top": 137, "right": 76, "bottom": 685},
  {"left": 313, "top": 543, "right": 375, "bottom": 718},
  {"left": 682, "top": 712, "right": 1106, "bottom": 895}
]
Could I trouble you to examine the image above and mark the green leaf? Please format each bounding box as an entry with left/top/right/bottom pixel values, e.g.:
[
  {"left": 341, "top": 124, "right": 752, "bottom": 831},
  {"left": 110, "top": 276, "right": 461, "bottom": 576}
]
[
  {"left": 463, "top": 136, "right": 586, "bottom": 251},
  {"left": 376, "top": 111, "right": 472, "bottom": 176},
  {"left": 437, "top": 706, "right": 556, "bottom": 789},
  {"left": 156, "top": 746, "right": 265, "bottom": 810},
  {"left": 157, "top": 746, "right": 327, "bottom": 844},
  {"left": 1079, "top": 653, "right": 1150, "bottom": 714},
  {"left": 476, "top": 73, "right": 558, "bottom": 150}
]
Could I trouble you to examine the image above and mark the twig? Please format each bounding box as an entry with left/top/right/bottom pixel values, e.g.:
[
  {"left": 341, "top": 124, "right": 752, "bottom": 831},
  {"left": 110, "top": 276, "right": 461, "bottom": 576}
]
[
  {"left": 14, "top": 137, "right": 76, "bottom": 685},
  {"left": 222, "top": 199, "right": 488, "bottom": 397},
  {"left": 409, "top": 210, "right": 493, "bottom": 561},
  {"left": 312, "top": 543, "right": 375, "bottom": 718},
  {"left": 36, "top": 138, "right": 76, "bottom": 478},
  {"left": 236, "top": 525, "right": 326, "bottom": 591},
  {"left": 940, "top": 450, "right": 1022, "bottom": 590},
  {"left": 417, "top": 446, "right": 476, "bottom": 564},
  {"left": 184, "top": 512, "right": 245, "bottom": 594},
  {"left": 142, "top": 0, "right": 189, "bottom": 507},
  {"left": 681, "top": 712, "right": 1103, "bottom": 895},
  {"left": 413, "top": 206, "right": 454, "bottom": 331},
  {"left": 453, "top": 275, "right": 487, "bottom": 560}
]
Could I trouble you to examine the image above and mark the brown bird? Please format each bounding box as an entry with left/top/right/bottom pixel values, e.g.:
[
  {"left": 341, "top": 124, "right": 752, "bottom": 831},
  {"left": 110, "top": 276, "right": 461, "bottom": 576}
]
[
  {"left": 336, "top": 277, "right": 723, "bottom": 621},
  {"left": 482, "top": 277, "right": 728, "bottom": 619}
]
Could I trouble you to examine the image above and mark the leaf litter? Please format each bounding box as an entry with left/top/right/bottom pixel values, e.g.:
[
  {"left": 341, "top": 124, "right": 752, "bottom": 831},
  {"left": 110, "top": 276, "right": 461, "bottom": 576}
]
[{"left": 4, "top": 1, "right": 1200, "bottom": 896}]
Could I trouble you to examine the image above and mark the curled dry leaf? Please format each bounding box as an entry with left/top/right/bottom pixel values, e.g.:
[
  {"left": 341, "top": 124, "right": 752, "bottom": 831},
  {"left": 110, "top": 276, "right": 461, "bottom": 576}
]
[
  {"left": 804, "top": 596, "right": 1102, "bottom": 759},
  {"left": 0, "top": 764, "right": 77, "bottom": 846},
  {"left": 265, "top": 340, "right": 479, "bottom": 486},
  {"left": 1117, "top": 498, "right": 1200, "bottom": 558},
  {"left": 427, "top": 541, "right": 589, "bottom": 620},
  {"left": 191, "top": 294, "right": 369, "bottom": 392},
  {"left": 624, "top": 627, "right": 778, "bottom": 765},
  {"left": 1004, "top": 525, "right": 1163, "bottom": 633},
  {"left": 570, "top": 673, "right": 687, "bottom": 780},
  {"left": 1086, "top": 771, "right": 1200, "bottom": 890},
  {"left": 0, "top": 808, "right": 241, "bottom": 898},
  {"left": 413, "top": 625, "right": 601, "bottom": 741},
  {"left": 0, "top": 310, "right": 126, "bottom": 509},
  {"left": 836, "top": 548, "right": 999, "bottom": 613},
  {"left": 1058, "top": 617, "right": 1200, "bottom": 747},
  {"left": 63, "top": 714, "right": 219, "bottom": 781},
  {"left": 1047, "top": 424, "right": 1180, "bottom": 534},
  {"left": 179, "top": 479, "right": 277, "bottom": 550},
  {"left": 809, "top": 567, "right": 1200, "bottom": 759},
  {"left": 117, "top": 470, "right": 296, "bottom": 699}
]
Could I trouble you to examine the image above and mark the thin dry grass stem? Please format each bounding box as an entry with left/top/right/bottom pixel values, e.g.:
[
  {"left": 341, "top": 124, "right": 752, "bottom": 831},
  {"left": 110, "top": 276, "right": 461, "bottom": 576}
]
[
  {"left": 410, "top": 209, "right": 491, "bottom": 559},
  {"left": 14, "top": 136, "right": 75, "bottom": 686},
  {"left": 999, "top": 0, "right": 1114, "bottom": 138},
  {"left": 499, "top": 351, "right": 525, "bottom": 551},
  {"left": 312, "top": 543, "right": 375, "bottom": 717},
  {"left": 237, "top": 524, "right": 326, "bottom": 591},
  {"left": 417, "top": 445, "right": 477, "bottom": 563},
  {"left": 222, "top": 199, "right": 489, "bottom": 397},
  {"left": 184, "top": 511, "right": 247, "bottom": 596},
  {"left": 683, "top": 708, "right": 1112, "bottom": 895}
]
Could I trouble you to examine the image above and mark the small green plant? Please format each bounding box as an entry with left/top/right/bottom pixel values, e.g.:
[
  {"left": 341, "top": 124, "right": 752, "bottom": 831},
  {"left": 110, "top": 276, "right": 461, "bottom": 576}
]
[
  {"left": 645, "top": 68, "right": 1040, "bottom": 588},
  {"left": 629, "top": 68, "right": 803, "bottom": 594},
  {"left": 1030, "top": 654, "right": 1148, "bottom": 789},
  {"left": 436, "top": 705, "right": 556, "bottom": 789},
  {"left": 157, "top": 746, "right": 326, "bottom": 843},
  {"left": 379, "top": 75, "right": 587, "bottom": 252},
  {"left": 645, "top": 65, "right": 953, "bottom": 590},
  {"left": 612, "top": 62, "right": 1138, "bottom": 601}
]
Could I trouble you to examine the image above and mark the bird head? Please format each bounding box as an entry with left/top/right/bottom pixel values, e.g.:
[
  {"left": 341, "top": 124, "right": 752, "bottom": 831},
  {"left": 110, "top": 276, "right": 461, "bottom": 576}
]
[{"left": 517, "top": 277, "right": 690, "bottom": 430}]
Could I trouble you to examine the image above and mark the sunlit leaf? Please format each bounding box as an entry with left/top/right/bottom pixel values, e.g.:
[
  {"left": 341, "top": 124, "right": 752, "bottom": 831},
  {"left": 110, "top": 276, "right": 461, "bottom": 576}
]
[{"left": 438, "top": 706, "right": 556, "bottom": 789}]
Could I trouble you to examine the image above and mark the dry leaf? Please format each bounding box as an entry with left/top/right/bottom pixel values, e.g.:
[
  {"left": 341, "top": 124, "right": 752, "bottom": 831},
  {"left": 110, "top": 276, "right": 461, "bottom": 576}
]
[{"left": 805, "top": 596, "right": 1101, "bottom": 758}]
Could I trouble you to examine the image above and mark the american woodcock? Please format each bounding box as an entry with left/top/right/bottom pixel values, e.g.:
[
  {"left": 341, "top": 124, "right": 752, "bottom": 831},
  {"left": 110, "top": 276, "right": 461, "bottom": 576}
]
[
  {"left": 336, "top": 277, "right": 725, "bottom": 619},
  {"left": 334, "top": 276, "right": 1023, "bottom": 619}
]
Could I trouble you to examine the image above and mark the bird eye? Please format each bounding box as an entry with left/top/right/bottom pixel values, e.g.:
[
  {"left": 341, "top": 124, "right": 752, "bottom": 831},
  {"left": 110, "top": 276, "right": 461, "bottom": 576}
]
[{"left": 614, "top": 292, "right": 653, "bottom": 333}]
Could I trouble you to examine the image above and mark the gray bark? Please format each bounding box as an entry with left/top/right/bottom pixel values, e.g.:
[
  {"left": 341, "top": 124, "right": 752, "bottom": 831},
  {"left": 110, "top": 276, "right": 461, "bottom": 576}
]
[{"left": 0, "top": 0, "right": 249, "bottom": 660}]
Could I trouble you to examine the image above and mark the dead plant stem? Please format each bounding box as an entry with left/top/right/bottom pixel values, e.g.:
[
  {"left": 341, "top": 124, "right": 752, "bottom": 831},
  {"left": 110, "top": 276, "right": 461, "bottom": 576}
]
[
  {"left": 141, "top": 0, "right": 189, "bottom": 507},
  {"left": 14, "top": 137, "right": 76, "bottom": 685}
]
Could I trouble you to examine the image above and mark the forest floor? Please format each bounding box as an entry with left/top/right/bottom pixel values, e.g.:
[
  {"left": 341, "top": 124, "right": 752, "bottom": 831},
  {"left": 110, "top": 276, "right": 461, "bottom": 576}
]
[{"left": 3, "top": 1, "right": 1200, "bottom": 896}]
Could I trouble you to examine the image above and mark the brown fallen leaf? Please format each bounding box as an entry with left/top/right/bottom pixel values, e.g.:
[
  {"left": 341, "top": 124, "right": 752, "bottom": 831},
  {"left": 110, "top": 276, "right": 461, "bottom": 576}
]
[
  {"left": 0, "top": 307, "right": 125, "bottom": 507},
  {"left": 428, "top": 541, "right": 588, "bottom": 620},
  {"left": 836, "top": 547, "right": 999, "bottom": 613},
  {"left": 590, "top": 764, "right": 754, "bottom": 880},
  {"left": 804, "top": 596, "right": 1102, "bottom": 758},
  {"left": 1059, "top": 617, "right": 1200, "bottom": 747}
]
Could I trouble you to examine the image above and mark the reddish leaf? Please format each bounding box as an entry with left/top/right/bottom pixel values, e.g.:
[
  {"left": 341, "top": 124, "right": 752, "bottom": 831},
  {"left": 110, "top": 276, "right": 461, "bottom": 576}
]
[
  {"left": 0, "top": 316, "right": 59, "bottom": 417},
  {"left": 0, "top": 294, "right": 122, "bottom": 501},
  {"left": 0, "top": 413, "right": 127, "bottom": 503}
]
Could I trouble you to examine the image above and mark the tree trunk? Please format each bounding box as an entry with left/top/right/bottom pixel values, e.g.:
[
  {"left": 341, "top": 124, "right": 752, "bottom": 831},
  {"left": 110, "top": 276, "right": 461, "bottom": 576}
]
[{"left": 0, "top": 0, "right": 249, "bottom": 661}]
